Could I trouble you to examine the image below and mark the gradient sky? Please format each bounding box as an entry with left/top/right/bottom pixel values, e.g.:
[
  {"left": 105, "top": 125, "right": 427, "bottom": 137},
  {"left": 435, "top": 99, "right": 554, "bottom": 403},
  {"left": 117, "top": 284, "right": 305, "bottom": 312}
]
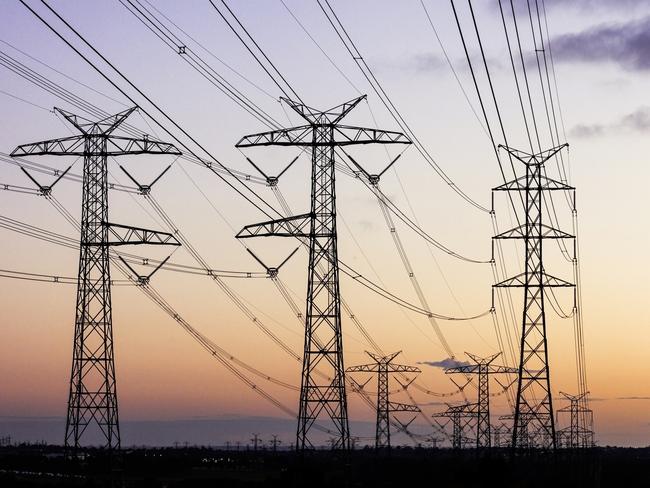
[{"left": 0, "top": 0, "right": 649, "bottom": 447}]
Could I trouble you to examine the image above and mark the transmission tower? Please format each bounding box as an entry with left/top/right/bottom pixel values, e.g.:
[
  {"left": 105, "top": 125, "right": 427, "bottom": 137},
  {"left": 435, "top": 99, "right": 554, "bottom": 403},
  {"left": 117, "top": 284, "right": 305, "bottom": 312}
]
[
  {"left": 556, "top": 391, "right": 594, "bottom": 448},
  {"left": 346, "top": 351, "right": 420, "bottom": 449},
  {"left": 433, "top": 404, "right": 476, "bottom": 449},
  {"left": 251, "top": 433, "right": 261, "bottom": 451},
  {"left": 445, "top": 352, "right": 516, "bottom": 449},
  {"left": 492, "top": 144, "right": 574, "bottom": 449},
  {"left": 11, "top": 107, "right": 180, "bottom": 450},
  {"left": 235, "top": 95, "right": 410, "bottom": 450}
]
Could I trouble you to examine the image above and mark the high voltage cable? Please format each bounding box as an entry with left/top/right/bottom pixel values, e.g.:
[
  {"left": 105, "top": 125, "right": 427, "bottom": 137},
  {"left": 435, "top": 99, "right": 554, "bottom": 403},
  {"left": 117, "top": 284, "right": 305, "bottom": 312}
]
[
  {"left": 316, "top": 0, "right": 488, "bottom": 213},
  {"left": 26, "top": 191, "right": 422, "bottom": 442},
  {"left": 119, "top": 0, "right": 281, "bottom": 130},
  {"left": 201, "top": 0, "right": 482, "bottom": 409},
  {"left": 21, "top": 0, "right": 280, "bottom": 218},
  {"left": 14, "top": 0, "right": 489, "bottom": 424},
  {"left": 19, "top": 0, "right": 468, "bottom": 322},
  {"left": 418, "top": 0, "right": 489, "bottom": 139},
  {"left": 0, "top": 268, "right": 132, "bottom": 286},
  {"left": 0, "top": 212, "right": 264, "bottom": 279},
  {"left": 278, "top": 0, "right": 363, "bottom": 95},
  {"left": 123, "top": 0, "right": 488, "bottom": 270},
  {"left": 208, "top": 0, "right": 302, "bottom": 103},
  {"left": 33, "top": 184, "right": 304, "bottom": 416},
  {"left": 0, "top": 48, "right": 264, "bottom": 185}
]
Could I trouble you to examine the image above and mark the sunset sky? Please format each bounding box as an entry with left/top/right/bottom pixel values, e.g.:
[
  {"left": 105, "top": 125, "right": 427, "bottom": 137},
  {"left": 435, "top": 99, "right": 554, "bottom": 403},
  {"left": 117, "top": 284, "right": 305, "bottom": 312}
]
[{"left": 1, "top": 0, "right": 649, "bottom": 447}]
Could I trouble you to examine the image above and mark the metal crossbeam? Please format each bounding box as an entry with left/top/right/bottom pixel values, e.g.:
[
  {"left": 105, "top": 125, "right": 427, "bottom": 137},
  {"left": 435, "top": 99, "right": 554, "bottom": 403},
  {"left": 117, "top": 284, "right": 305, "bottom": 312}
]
[
  {"left": 103, "top": 222, "right": 180, "bottom": 247},
  {"left": 236, "top": 213, "right": 312, "bottom": 238},
  {"left": 236, "top": 125, "right": 410, "bottom": 148}
]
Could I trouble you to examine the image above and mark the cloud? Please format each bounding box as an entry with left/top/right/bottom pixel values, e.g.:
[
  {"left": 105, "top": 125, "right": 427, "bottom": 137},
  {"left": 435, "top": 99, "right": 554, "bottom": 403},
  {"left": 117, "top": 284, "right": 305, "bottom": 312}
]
[
  {"left": 569, "top": 123, "right": 605, "bottom": 138},
  {"left": 550, "top": 16, "right": 650, "bottom": 71},
  {"left": 621, "top": 107, "right": 650, "bottom": 131},
  {"left": 617, "top": 396, "right": 650, "bottom": 401},
  {"left": 544, "top": 0, "right": 648, "bottom": 10},
  {"left": 569, "top": 106, "right": 650, "bottom": 138},
  {"left": 413, "top": 53, "right": 446, "bottom": 73},
  {"left": 417, "top": 358, "right": 470, "bottom": 369},
  {"left": 407, "top": 53, "right": 502, "bottom": 75}
]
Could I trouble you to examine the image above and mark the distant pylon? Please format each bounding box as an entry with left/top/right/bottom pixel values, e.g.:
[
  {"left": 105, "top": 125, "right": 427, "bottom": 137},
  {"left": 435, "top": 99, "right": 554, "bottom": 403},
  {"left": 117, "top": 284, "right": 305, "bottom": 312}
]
[
  {"left": 236, "top": 96, "right": 410, "bottom": 450},
  {"left": 347, "top": 351, "right": 420, "bottom": 449},
  {"left": 492, "top": 144, "right": 575, "bottom": 449},
  {"left": 11, "top": 108, "right": 180, "bottom": 450},
  {"left": 556, "top": 391, "right": 594, "bottom": 448},
  {"left": 445, "top": 352, "right": 516, "bottom": 449},
  {"left": 433, "top": 404, "right": 476, "bottom": 449}
]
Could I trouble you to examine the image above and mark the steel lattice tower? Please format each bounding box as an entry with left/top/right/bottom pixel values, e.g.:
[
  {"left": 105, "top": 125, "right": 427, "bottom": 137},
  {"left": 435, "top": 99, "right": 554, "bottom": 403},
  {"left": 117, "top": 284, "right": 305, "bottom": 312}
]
[
  {"left": 236, "top": 95, "right": 410, "bottom": 449},
  {"left": 556, "top": 391, "right": 594, "bottom": 448},
  {"left": 492, "top": 144, "right": 574, "bottom": 449},
  {"left": 445, "top": 352, "right": 516, "bottom": 449},
  {"left": 347, "top": 351, "right": 420, "bottom": 449},
  {"left": 433, "top": 404, "right": 476, "bottom": 449},
  {"left": 11, "top": 108, "right": 180, "bottom": 450}
]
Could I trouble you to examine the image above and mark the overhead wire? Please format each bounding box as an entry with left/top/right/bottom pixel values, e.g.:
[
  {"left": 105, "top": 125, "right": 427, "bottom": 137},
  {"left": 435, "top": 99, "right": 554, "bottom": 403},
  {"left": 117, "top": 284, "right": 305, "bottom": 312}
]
[{"left": 316, "top": 0, "right": 489, "bottom": 213}]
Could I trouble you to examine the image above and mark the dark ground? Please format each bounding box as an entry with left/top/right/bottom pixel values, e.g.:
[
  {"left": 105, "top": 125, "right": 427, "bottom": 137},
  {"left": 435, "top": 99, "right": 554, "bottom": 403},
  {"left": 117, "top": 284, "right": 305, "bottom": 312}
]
[{"left": 1, "top": 445, "right": 649, "bottom": 487}]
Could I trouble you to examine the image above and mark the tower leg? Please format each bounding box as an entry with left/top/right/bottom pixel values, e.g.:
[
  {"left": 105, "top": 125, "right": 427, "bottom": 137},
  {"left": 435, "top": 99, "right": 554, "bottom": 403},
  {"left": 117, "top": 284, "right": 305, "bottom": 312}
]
[
  {"left": 297, "top": 126, "right": 349, "bottom": 450},
  {"left": 65, "top": 140, "right": 120, "bottom": 450}
]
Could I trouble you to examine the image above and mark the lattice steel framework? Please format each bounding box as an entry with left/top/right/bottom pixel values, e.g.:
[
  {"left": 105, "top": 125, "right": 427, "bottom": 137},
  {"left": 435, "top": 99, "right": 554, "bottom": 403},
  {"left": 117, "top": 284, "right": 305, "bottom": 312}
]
[
  {"left": 492, "top": 144, "right": 574, "bottom": 449},
  {"left": 433, "top": 404, "right": 476, "bottom": 449},
  {"left": 11, "top": 108, "right": 180, "bottom": 450},
  {"left": 347, "top": 351, "right": 420, "bottom": 449},
  {"left": 445, "top": 352, "right": 516, "bottom": 449},
  {"left": 556, "top": 391, "right": 594, "bottom": 448},
  {"left": 236, "top": 96, "right": 410, "bottom": 449}
]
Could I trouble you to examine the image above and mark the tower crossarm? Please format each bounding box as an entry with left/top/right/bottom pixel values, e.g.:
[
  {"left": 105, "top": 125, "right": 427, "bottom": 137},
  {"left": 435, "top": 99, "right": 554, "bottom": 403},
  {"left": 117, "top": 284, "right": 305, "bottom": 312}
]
[
  {"left": 494, "top": 223, "right": 574, "bottom": 240},
  {"left": 10, "top": 135, "right": 180, "bottom": 157},
  {"left": 486, "top": 365, "right": 518, "bottom": 374},
  {"left": 493, "top": 174, "right": 574, "bottom": 192},
  {"left": 11, "top": 135, "right": 86, "bottom": 157},
  {"left": 236, "top": 213, "right": 312, "bottom": 238},
  {"left": 494, "top": 272, "right": 574, "bottom": 288},
  {"left": 100, "top": 222, "right": 181, "bottom": 247},
  {"left": 104, "top": 136, "right": 181, "bottom": 156},
  {"left": 236, "top": 125, "right": 410, "bottom": 148},
  {"left": 499, "top": 143, "right": 568, "bottom": 166},
  {"left": 433, "top": 403, "right": 478, "bottom": 418},
  {"left": 54, "top": 106, "right": 138, "bottom": 135},
  {"left": 388, "top": 402, "right": 420, "bottom": 413},
  {"left": 387, "top": 364, "right": 421, "bottom": 374},
  {"left": 445, "top": 365, "right": 480, "bottom": 375},
  {"left": 281, "top": 95, "right": 367, "bottom": 125},
  {"left": 346, "top": 364, "right": 380, "bottom": 373}
]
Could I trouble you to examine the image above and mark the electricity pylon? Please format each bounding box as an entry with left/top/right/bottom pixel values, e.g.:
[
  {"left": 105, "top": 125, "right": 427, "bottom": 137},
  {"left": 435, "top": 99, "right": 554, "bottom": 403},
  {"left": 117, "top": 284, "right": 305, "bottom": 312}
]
[
  {"left": 346, "top": 351, "right": 420, "bottom": 449},
  {"left": 433, "top": 404, "right": 476, "bottom": 449},
  {"left": 556, "top": 391, "right": 594, "bottom": 448},
  {"left": 492, "top": 144, "right": 574, "bottom": 449},
  {"left": 11, "top": 107, "right": 180, "bottom": 450},
  {"left": 445, "top": 352, "right": 517, "bottom": 449},
  {"left": 236, "top": 95, "right": 410, "bottom": 450}
]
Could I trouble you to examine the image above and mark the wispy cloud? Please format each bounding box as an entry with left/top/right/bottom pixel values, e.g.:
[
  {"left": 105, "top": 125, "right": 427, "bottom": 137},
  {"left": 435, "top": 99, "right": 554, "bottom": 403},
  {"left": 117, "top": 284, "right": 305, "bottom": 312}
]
[
  {"left": 417, "top": 358, "right": 470, "bottom": 369},
  {"left": 544, "top": 0, "right": 649, "bottom": 10},
  {"left": 551, "top": 16, "right": 650, "bottom": 72},
  {"left": 569, "top": 106, "right": 650, "bottom": 138},
  {"left": 413, "top": 53, "right": 446, "bottom": 73},
  {"left": 617, "top": 396, "right": 650, "bottom": 401}
]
